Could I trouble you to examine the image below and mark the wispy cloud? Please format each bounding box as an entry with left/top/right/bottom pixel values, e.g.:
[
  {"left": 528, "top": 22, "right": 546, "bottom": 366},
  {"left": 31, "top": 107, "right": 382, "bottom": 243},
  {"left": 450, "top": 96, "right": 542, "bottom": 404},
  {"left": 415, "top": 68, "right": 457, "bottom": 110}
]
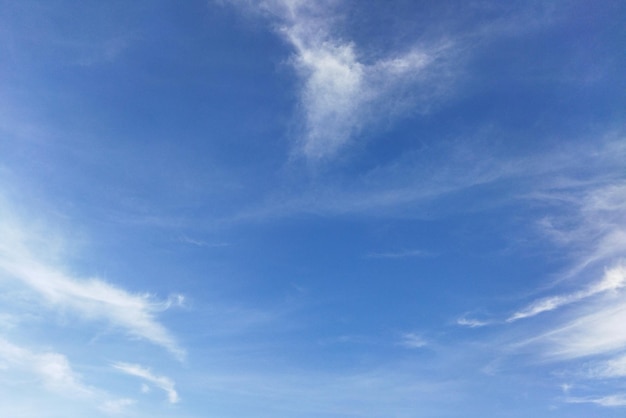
[
  {"left": 535, "top": 292, "right": 626, "bottom": 361},
  {"left": 235, "top": 0, "right": 456, "bottom": 160},
  {"left": 444, "top": 135, "right": 626, "bottom": 407},
  {"left": 456, "top": 316, "right": 490, "bottom": 328},
  {"left": 588, "top": 353, "right": 626, "bottom": 379},
  {"left": 0, "top": 337, "right": 92, "bottom": 397},
  {"left": 197, "top": 366, "right": 458, "bottom": 417},
  {"left": 399, "top": 332, "right": 428, "bottom": 349},
  {"left": 228, "top": 132, "right": 626, "bottom": 226},
  {"left": 113, "top": 362, "right": 179, "bottom": 404},
  {"left": 504, "top": 167, "right": 626, "bottom": 406},
  {"left": 0, "top": 203, "right": 185, "bottom": 360},
  {"left": 366, "top": 249, "right": 434, "bottom": 259},
  {"left": 509, "top": 182, "right": 626, "bottom": 359},
  {"left": 99, "top": 398, "right": 136, "bottom": 415},
  {"left": 178, "top": 235, "right": 230, "bottom": 248},
  {"left": 508, "top": 263, "right": 626, "bottom": 322},
  {"left": 566, "top": 394, "right": 626, "bottom": 407}
]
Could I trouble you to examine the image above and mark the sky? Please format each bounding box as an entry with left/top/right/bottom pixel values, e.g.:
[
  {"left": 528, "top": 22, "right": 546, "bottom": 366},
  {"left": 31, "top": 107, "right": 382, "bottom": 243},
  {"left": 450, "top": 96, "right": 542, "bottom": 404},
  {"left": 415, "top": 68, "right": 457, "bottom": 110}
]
[{"left": 0, "top": 0, "right": 625, "bottom": 416}]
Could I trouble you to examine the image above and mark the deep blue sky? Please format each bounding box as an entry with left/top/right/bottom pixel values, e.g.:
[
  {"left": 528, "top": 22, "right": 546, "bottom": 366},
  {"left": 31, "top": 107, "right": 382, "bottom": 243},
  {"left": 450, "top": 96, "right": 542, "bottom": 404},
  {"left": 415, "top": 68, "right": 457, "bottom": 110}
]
[{"left": 1, "top": 1, "right": 625, "bottom": 417}]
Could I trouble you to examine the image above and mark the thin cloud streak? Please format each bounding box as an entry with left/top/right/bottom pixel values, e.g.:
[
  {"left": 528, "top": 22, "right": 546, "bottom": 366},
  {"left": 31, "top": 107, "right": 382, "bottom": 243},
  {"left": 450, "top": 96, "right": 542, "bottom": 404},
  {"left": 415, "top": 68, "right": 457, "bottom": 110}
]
[
  {"left": 504, "top": 171, "right": 626, "bottom": 408},
  {"left": 99, "top": 398, "right": 136, "bottom": 415},
  {"left": 399, "top": 332, "right": 428, "bottom": 349},
  {"left": 367, "top": 249, "right": 434, "bottom": 259},
  {"left": 508, "top": 263, "right": 626, "bottom": 322},
  {"left": 566, "top": 394, "right": 626, "bottom": 407},
  {"left": 113, "top": 362, "right": 179, "bottom": 404},
  {"left": 536, "top": 293, "right": 626, "bottom": 361},
  {"left": 456, "top": 316, "right": 490, "bottom": 328},
  {"left": 510, "top": 182, "right": 626, "bottom": 362},
  {"left": 227, "top": 133, "right": 626, "bottom": 225},
  {"left": 0, "top": 204, "right": 185, "bottom": 361}
]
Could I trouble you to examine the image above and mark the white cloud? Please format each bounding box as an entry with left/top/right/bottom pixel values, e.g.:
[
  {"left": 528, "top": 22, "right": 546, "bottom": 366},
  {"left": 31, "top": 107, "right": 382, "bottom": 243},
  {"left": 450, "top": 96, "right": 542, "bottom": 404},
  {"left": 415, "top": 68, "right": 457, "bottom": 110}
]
[
  {"left": 0, "top": 337, "right": 92, "bottom": 397},
  {"left": 505, "top": 173, "right": 626, "bottom": 325},
  {"left": 366, "top": 249, "right": 434, "bottom": 259},
  {"left": 0, "top": 205, "right": 185, "bottom": 360},
  {"left": 588, "top": 353, "right": 626, "bottom": 379},
  {"left": 399, "top": 333, "right": 428, "bottom": 349},
  {"left": 508, "top": 263, "right": 626, "bottom": 322},
  {"left": 566, "top": 394, "right": 626, "bottom": 407},
  {"left": 527, "top": 283, "right": 626, "bottom": 362},
  {"left": 113, "top": 362, "right": 179, "bottom": 404},
  {"left": 244, "top": 0, "right": 456, "bottom": 159},
  {"left": 514, "top": 185, "right": 626, "bottom": 358},
  {"left": 537, "top": 181, "right": 626, "bottom": 278},
  {"left": 198, "top": 366, "right": 458, "bottom": 417},
  {"left": 99, "top": 398, "right": 136, "bottom": 414},
  {"left": 503, "top": 172, "right": 626, "bottom": 407},
  {"left": 456, "top": 316, "right": 490, "bottom": 328}
]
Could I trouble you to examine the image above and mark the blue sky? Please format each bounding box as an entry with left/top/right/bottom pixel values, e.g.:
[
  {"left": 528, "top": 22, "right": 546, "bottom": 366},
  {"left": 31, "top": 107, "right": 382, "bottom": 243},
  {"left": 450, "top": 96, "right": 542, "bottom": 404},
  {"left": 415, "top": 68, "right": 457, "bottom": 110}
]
[{"left": 0, "top": 0, "right": 625, "bottom": 416}]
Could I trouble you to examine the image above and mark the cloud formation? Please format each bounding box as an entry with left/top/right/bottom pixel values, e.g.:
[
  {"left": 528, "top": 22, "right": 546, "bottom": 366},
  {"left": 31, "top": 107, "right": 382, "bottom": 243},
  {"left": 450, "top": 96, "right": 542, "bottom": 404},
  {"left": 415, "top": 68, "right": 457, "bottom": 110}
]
[
  {"left": 0, "top": 204, "right": 185, "bottom": 360},
  {"left": 504, "top": 162, "right": 626, "bottom": 407},
  {"left": 367, "top": 249, "right": 434, "bottom": 259},
  {"left": 456, "top": 316, "right": 490, "bottom": 328},
  {"left": 566, "top": 394, "right": 626, "bottom": 407},
  {"left": 399, "top": 332, "right": 428, "bottom": 349},
  {"left": 113, "top": 362, "right": 179, "bottom": 404},
  {"left": 0, "top": 337, "right": 92, "bottom": 397},
  {"left": 589, "top": 353, "right": 626, "bottom": 379},
  {"left": 508, "top": 263, "right": 626, "bottom": 322},
  {"left": 243, "top": 0, "right": 455, "bottom": 159}
]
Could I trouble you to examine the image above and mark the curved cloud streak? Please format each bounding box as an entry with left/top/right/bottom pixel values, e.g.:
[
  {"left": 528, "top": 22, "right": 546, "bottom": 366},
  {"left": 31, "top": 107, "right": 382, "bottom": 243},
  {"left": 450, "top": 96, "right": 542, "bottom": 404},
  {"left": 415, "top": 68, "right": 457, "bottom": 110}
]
[
  {"left": 0, "top": 205, "right": 185, "bottom": 361},
  {"left": 113, "top": 362, "right": 179, "bottom": 404}
]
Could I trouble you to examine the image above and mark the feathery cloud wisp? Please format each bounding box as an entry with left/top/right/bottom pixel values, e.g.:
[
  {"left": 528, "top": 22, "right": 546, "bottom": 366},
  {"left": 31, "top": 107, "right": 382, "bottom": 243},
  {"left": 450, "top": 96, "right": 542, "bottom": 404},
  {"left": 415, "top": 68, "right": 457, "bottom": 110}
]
[
  {"left": 367, "top": 249, "right": 434, "bottom": 259},
  {"left": 399, "top": 332, "right": 428, "bottom": 349},
  {"left": 0, "top": 337, "right": 92, "bottom": 397},
  {"left": 566, "top": 394, "right": 626, "bottom": 407},
  {"left": 250, "top": 0, "right": 455, "bottom": 159},
  {"left": 113, "top": 362, "right": 179, "bottom": 404},
  {"left": 456, "top": 316, "right": 490, "bottom": 328},
  {"left": 0, "top": 204, "right": 185, "bottom": 360},
  {"left": 508, "top": 263, "right": 626, "bottom": 322}
]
